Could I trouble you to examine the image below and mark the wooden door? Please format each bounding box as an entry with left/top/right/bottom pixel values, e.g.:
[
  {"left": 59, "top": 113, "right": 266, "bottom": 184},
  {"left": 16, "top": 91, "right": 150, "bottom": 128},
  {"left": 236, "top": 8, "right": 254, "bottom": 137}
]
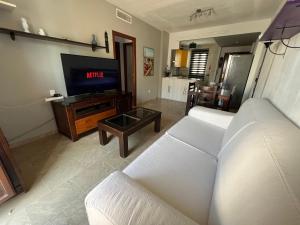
[{"left": 112, "top": 31, "right": 137, "bottom": 106}]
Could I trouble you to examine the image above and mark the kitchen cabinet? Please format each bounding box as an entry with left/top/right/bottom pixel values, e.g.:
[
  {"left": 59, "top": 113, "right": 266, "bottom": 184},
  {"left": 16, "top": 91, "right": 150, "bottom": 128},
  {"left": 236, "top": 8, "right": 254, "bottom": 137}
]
[
  {"left": 171, "top": 49, "right": 189, "bottom": 68},
  {"left": 175, "top": 50, "right": 189, "bottom": 67},
  {"left": 161, "top": 77, "right": 195, "bottom": 102}
]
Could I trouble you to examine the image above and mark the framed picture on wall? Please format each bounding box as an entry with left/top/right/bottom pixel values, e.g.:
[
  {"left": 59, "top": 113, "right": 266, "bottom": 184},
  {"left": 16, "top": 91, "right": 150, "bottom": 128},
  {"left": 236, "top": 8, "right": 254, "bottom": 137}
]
[{"left": 143, "top": 47, "right": 154, "bottom": 76}]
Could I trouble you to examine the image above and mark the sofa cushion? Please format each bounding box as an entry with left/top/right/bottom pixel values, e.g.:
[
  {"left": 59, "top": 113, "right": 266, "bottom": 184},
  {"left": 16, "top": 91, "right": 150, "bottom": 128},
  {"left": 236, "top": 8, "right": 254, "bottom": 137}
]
[
  {"left": 188, "top": 106, "right": 234, "bottom": 129},
  {"left": 167, "top": 116, "right": 225, "bottom": 158},
  {"left": 209, "top": 121, "right": 300, "bottom": 225},
  {"left": 123, "top": 134, "right": 217, "bottom": 224},
  {"left": 85, "top": 171, "right": 199, "bottom": 225},
  {"left": 222, "top": 98, "right": 285, "bottom": 146}
]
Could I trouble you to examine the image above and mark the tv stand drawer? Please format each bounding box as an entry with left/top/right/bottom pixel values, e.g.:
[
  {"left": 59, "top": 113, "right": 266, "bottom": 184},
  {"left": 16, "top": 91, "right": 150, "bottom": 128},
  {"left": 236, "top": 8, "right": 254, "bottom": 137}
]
[{"left": 75, "top": 108, "right": 116, "bottom": 135}]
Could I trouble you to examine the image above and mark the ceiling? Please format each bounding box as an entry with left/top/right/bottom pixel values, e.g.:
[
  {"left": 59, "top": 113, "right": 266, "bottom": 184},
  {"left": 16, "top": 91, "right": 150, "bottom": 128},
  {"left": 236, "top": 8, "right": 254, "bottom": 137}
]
[
  {"left": 214, "top": 32, "right": 260, "bottom": 47},
  {"left": 180, "top": 32, "right": 260, "bottom": 47},
  {"left": 180, "top": 38, "right": 217, "bottom": 46},
  {"left": 106, "top": 0, "right": 282, "bottom": 32}
]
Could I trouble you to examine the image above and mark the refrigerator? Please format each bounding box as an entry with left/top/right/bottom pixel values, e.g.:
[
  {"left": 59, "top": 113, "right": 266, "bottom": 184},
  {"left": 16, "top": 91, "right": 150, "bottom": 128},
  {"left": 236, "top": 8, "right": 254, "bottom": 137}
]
[{"left": 222, "top": 53, "right": 253, "bottom": 110}]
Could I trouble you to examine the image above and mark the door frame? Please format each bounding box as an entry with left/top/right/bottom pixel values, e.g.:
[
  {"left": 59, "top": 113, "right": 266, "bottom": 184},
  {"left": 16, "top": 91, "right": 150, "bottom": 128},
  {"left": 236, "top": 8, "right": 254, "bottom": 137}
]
[{"left": 112, "top": 31, "right": 137, "bottom": 106}]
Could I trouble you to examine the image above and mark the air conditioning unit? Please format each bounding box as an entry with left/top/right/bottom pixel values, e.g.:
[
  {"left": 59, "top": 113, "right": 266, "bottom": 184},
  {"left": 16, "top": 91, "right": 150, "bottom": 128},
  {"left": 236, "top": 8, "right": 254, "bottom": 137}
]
[
  {"left": 0, "top": 1, "right": 16, "bottom": 11},
  {"left": 116, "top": 8, "right": 132, "bottom": 24}
]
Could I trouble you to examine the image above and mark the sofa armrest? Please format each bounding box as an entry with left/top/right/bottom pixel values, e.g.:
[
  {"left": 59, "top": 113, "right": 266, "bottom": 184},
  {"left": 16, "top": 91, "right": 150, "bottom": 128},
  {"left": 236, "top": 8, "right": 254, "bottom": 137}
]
[
  {"left": 188, "top": 106, "right": 235, "bottom": 129},
  {"left": 85, "top": 171, "right": 198, "bottom": 225}
]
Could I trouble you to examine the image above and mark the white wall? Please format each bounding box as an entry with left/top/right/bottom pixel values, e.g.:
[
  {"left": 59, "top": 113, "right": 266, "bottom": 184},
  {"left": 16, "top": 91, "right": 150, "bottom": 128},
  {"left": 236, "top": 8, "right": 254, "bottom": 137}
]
[
  {"left": 158, "top": 31, "right": 169, "bottom": 97},
  {"left": 254, "top": 33, "right": 300, "bottom": 127},
  {"left": 242, "top": 42, "right": 266, "bottom": 102},
  {"left": 0, "top": 0, "right": 163, "bottom": 146}
]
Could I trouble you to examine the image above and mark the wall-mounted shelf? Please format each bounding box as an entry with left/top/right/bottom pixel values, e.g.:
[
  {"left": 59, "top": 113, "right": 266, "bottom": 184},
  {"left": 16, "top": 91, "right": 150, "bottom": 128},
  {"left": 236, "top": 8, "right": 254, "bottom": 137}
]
[
  {"left": 0, "top": 1, "right": 16, "bottom": 11},
  {"left": 260, "top": 0, "right": 300, "bottom": 41},
  {"left": 0, "top": 27, "right": 109, "bottom": 52}
]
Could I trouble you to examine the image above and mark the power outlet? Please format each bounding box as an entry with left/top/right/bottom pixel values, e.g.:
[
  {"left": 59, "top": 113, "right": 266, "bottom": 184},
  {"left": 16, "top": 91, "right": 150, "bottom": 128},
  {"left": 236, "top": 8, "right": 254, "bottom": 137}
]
[
  {"left": 147, "top": 89, "right": 151, "bottom": 94},
  {"left": 49, "top": 89, "right": 56, "bottom": 96}
]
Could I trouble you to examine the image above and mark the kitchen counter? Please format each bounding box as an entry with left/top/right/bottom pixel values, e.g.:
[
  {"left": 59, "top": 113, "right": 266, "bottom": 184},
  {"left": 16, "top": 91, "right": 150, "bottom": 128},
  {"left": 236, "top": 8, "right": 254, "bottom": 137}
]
[
  {"left": 163, "top": 76, "right": 196, "bottom": 80},
  {"left": 161, "top": 77, "right": 196, "bottom": 102}
]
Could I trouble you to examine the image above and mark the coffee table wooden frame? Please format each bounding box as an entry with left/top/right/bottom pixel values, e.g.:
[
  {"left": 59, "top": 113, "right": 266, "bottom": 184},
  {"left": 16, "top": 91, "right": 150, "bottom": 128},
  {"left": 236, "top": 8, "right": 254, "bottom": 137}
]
[{"left": 98, "top": 108, "right": 161, "bottom": 158}]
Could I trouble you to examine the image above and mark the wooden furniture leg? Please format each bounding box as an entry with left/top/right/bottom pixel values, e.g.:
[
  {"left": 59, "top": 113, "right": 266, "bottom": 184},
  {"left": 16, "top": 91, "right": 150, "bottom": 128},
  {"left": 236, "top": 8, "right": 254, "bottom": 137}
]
[
  {"left": 154, "top": 116, "right": 161, "bottom": 132},
  {"left": 119, "top": 134, "right": 128, "bottom": 158},
  {"left": 99, "top": 130, "right": 108, "bottom": 145}
]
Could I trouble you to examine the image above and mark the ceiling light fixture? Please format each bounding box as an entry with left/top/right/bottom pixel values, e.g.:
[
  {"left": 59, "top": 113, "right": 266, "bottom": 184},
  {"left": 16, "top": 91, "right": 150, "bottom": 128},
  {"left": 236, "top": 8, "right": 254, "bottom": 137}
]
[{"left": 190, "top": 8, "right": 215, "bottom": 22}]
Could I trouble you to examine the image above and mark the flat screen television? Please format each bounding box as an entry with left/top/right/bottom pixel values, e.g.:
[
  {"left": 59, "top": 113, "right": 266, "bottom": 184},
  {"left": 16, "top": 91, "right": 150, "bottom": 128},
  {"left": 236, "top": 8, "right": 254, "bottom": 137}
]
[{"left": 61, "top": 54, "right": 120, "bottom": 96}]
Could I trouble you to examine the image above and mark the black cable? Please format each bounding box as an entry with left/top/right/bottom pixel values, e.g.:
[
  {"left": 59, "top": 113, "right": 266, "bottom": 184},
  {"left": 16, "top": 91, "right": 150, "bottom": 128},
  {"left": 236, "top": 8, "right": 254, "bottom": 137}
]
[
  {"left": 268, "top": 44, "right": 285, "bottom": 55},
  {"left": 8, "top": 118, "right": 55, "bottom": 142},
  {"left": 280, "top": 26, "right": 300, "bottom": 48},
  {"left": 280, "top": 38, "right": 300, "bottom": 48}
]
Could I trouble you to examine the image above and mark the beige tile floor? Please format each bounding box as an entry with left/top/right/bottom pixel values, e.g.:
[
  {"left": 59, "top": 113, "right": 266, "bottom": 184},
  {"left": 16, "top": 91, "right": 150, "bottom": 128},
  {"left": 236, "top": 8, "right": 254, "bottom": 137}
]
[{"left": 0, "top": 99, "right": 186, "bottom": 225}]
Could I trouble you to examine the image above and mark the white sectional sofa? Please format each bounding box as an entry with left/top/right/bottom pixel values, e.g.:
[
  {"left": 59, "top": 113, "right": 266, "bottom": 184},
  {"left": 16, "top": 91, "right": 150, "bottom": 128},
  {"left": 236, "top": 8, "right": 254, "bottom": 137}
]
[{"left": 85, "top": 98, "right": 300, "bottom": 225}]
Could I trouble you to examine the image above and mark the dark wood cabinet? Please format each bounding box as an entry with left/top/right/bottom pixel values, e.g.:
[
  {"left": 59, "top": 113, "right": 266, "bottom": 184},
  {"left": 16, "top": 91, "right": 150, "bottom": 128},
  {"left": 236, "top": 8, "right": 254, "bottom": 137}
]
[
  {"left": 0, "top": 162, "right": 15, "bottom": 204},
  {"left": 0, "top": 129, "right": 24, "bottom": 205},
  {"left": 52, "top": 92, "right": 132, "bottom": 141}
]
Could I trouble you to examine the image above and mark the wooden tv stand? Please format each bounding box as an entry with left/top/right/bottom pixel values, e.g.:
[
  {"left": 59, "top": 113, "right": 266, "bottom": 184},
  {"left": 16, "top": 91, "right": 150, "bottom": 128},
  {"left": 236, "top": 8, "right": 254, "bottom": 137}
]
[{"left": 51, "top": 92, "right": 132, "bottom": 141}]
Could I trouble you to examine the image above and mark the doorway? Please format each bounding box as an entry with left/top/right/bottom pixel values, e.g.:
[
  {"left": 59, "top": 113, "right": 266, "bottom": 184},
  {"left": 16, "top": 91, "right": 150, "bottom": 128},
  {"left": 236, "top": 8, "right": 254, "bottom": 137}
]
[{"left": 112, "top": 31, "right": 137, "bottom": 106}]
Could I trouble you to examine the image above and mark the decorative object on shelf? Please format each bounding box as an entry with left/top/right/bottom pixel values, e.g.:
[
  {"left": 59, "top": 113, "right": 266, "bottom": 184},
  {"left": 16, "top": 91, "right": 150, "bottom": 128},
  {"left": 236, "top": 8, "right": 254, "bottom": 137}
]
[
  {"left": 0, "top": 0, "right": 16, "bottom": 11},
  {"left": 0, "top": 27, "right": 109, "bottom": 52},
  {"left": 91, "top": 34, "right": 98, "bottom": 51},
  {"left": 20, "top": 17, "right": 30, "bottom": 33},
  {"left": 143, "top": 47, "right": 154, "bottom": 76},
  {"left": 49, "top": 89, "right": 56, "bottom": 97},
  {"left": 190, "top": 7, "right": 215, "bottom": 22},
  {"left": 37, "top": 28, "right": 46, "bottom": 36}
]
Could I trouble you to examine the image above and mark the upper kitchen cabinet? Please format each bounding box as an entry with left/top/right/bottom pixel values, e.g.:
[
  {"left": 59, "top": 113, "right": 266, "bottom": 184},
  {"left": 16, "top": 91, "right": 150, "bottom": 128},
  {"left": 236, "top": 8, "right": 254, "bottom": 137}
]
[{"left": 171, "top": 49, "right": 189, "bottom": 68}]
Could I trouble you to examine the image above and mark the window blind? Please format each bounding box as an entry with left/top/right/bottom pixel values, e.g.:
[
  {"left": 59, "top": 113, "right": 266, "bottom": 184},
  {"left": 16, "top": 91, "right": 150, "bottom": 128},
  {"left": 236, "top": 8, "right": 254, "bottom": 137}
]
[{"left": 189, "top": 49, "right": 209, "bottom": 79}]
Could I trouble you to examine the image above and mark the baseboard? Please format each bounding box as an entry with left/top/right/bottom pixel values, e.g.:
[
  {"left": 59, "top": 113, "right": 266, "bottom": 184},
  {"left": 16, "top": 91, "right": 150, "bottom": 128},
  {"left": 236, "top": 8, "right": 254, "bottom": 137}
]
[
  {"left": 139, "top": 97, "right": 159, "bottom": 106},
  {"left": 10, "top": 130, "right": 58, "bottom": 149}
]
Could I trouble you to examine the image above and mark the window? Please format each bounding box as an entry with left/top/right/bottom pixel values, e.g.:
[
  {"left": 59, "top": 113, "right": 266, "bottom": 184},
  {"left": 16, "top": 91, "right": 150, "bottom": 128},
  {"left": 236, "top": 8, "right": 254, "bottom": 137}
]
[{"left": 189, "top": 49, "right": 209, "bottom": 79}]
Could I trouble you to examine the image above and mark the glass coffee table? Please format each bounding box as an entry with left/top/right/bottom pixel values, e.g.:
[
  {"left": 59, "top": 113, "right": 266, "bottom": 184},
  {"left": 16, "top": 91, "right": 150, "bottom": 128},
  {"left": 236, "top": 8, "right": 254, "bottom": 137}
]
[{"left": 98, "top": 108, "right": 161, "bottom": 158}]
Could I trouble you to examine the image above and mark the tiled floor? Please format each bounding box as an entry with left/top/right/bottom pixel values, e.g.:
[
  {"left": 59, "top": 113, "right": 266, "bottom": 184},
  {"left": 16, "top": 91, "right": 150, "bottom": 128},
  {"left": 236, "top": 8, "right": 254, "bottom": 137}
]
[{"left": 0, "top": 99, "right": 186, "bottom": 225}]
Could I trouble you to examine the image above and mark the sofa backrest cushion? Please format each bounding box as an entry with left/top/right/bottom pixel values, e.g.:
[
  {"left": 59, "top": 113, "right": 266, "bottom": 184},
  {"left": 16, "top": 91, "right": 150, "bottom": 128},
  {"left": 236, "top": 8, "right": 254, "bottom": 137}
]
[
  {"left": 209, "top": 120, "right": 300, "bottom": 225},
  {"left": 221, "top": 98, "right": 285, "bottom": 147}
]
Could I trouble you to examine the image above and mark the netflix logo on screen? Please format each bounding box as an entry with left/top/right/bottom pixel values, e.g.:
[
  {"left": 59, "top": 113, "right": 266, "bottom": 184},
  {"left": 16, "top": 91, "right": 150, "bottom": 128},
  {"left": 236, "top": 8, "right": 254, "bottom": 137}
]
[{"left": 86, "top": 71, "right": 104, "bottom": 79}]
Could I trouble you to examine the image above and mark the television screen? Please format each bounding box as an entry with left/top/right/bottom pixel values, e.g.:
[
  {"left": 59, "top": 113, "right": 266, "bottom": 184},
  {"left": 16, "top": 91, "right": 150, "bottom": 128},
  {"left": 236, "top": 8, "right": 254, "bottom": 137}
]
[{"left": 61, "top": 54, "right": 120, "bottom": 96}]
